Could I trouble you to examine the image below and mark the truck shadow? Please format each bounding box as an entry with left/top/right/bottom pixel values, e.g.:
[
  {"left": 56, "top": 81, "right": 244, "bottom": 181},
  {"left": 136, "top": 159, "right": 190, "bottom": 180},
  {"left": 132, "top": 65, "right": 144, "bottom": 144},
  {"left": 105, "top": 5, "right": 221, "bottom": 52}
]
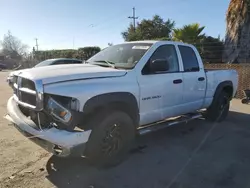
[{"left": 45, "top": 111, "right": 250, "bottom": 188}]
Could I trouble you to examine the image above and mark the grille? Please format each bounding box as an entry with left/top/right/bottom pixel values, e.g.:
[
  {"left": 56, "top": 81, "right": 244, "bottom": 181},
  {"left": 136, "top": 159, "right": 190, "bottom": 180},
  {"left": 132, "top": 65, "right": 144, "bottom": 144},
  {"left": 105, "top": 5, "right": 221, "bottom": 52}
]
[
  {"left": 13, "top": 75, "right": 18, "bottom": 84},
  {"left": 21, "top": 78, "right": 36, "bottom": 90},
  {"left": 19, "top": 92, "right": 36, "bottom": 106},
  {"left": 13, "top": 76, "right": 37, "bottom": 109}
]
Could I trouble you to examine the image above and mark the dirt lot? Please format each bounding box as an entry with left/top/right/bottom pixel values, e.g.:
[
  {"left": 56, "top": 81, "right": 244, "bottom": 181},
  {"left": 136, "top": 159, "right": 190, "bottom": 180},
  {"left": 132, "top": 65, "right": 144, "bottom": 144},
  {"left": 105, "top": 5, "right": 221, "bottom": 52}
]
[{"left": 0, "top": 71, "right": 250, "bottom": 188}]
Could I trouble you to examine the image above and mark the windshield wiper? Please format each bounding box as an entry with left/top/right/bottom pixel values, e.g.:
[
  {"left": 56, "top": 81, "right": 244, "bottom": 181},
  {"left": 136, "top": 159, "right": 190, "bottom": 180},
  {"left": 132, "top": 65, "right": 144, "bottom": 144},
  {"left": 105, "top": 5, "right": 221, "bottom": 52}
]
[{"left": 92, "top": 60, "right": 115, "bottom": 68}]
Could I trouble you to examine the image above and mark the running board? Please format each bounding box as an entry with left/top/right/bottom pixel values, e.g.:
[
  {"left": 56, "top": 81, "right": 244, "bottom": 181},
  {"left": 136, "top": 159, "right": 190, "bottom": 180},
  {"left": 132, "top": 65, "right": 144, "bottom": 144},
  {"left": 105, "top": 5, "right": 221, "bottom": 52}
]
[{"left": 138, "top": 113, "right": 203, "bottom": 135}]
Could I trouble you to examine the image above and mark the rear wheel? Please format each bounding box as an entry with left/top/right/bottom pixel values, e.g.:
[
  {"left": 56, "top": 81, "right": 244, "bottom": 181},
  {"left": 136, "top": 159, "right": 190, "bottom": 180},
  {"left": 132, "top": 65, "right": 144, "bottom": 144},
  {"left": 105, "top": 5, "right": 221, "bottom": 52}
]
[
  {"left": 84, "top": 110, "right": 135, "bottom": 167},
  {"left": 205, "top": 91, "right": 230, "bottom": 122}
]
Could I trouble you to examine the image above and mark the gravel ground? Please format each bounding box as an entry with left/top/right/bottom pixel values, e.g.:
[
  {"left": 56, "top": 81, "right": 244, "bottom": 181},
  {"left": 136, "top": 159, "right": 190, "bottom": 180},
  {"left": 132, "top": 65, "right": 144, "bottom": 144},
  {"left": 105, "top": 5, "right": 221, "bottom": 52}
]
[{"left": 0, "top": 71, "right": 250, "bottom": 188}]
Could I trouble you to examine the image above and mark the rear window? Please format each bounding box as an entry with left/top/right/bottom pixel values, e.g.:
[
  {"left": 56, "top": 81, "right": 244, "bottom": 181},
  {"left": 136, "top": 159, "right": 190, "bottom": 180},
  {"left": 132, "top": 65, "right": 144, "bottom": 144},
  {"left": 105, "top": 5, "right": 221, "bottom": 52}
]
[{"left": 178, "top": 45, "right": 199, "bottom": 72}]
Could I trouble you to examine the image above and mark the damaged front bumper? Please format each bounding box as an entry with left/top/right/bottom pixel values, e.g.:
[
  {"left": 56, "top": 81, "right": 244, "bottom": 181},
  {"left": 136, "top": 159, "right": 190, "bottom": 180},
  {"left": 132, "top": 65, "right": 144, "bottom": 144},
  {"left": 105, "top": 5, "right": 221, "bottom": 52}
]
[{"left": 5, "top": 96, "right": 92, "bottom": 157}]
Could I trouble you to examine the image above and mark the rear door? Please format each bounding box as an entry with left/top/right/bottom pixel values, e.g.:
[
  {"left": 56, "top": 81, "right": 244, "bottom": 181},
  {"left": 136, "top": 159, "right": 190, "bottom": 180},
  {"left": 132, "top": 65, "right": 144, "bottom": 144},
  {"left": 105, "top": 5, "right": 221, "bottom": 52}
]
[{"left": 177, "top": 45, "right": 206, "bottom": 112}]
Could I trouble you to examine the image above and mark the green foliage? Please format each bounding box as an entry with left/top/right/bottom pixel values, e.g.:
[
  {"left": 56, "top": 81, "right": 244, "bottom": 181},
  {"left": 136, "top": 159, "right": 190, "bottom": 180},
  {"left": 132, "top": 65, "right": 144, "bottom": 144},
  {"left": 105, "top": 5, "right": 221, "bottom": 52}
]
[
  {"left": 199, "top": 36, "right": 224, "bottom": 63},
  {"left": 34, "top": 49, "right": 77, "bottom": 61},
  {"left": 34, "top": 46, "right": 101, "bottom": 61},
  {"left": 172, "top": 23, "right": 223, "bottom": 63},
  {"left": 172, "top": 23, "right": 205, "bottom": 44},
  {"left": 122, "top": 15, "right": 175, "bottom": 41},
  {"left": 77, "top": 46, "right": 101, "bottom": 60},
  {"left": 172, "top": 23, "right": 207, "bottom": 56}
]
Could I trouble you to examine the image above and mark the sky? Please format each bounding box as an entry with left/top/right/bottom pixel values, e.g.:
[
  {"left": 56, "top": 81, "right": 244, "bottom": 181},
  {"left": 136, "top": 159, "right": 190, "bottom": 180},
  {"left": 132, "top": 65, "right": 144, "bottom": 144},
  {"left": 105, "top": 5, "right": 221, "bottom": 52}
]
[{"left": 0, "top": 0, "right": 230, "bottom": 51}]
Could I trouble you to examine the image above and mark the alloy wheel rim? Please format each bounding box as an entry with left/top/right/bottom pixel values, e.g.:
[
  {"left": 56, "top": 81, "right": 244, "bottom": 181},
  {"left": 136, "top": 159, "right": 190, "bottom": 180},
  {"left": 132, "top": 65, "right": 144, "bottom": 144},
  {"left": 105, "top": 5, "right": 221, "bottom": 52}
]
[
  {"left": 219, "top": 96, "right": 229, "bottom": 115},
  {"left": 102, "top": 123, "right": 122, "bottom": 156}
]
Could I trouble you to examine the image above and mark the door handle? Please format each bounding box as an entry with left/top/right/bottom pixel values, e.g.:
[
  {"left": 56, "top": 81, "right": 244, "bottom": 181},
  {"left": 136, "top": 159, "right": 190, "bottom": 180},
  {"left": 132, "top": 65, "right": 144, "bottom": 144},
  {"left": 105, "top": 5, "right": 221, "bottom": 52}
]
[
  {"left": 198, "top": 77, "right": 205, "bottom": 81},
  {"left": 173, "top": 79, "right": 183, "bottom": 84}
]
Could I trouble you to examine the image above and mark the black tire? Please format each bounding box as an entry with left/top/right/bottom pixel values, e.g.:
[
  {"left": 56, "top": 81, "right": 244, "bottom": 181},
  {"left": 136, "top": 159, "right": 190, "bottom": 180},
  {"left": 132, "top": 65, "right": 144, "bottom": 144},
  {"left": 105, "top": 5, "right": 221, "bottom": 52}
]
[
  {"left": 84, "top": 110, "right": 135, "bottom": 167},
  {"left": 241, "top": 98, "right": 249, "bottom": 104},
  {"left": 205, "top": 91, "right": 230, "bottom": 122}
]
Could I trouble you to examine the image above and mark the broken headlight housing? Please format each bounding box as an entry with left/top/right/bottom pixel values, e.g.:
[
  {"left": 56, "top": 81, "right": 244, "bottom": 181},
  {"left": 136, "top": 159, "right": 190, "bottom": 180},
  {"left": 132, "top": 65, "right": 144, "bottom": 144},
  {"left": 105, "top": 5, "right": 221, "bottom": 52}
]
[{"left": 46, "top": 95, "right": 80, "bottom": 123}]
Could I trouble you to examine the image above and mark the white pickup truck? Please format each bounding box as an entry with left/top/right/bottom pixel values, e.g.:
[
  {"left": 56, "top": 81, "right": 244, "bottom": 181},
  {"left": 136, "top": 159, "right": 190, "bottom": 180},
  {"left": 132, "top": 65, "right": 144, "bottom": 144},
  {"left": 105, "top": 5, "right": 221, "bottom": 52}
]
[{"left": 6, "top": 41, "right": 238, "bottom": 166}]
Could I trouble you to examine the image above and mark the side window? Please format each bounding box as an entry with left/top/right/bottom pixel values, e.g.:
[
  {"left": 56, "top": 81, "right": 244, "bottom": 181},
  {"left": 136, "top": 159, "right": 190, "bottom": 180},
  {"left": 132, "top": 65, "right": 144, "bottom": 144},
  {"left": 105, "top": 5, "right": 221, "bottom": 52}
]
[
  {"left": 73, "top": 60, "right": 83, "bottom": 64},
  {"left": 52, "top": 60, "right": 64, "bottom": 65},
  {"left": 64, "top": 60, "right": 72, "bottom": 64},
  {"left": 178, "top": 45, "right": 199, "bottom": 72},
  {"left": 142, "top": 45, "right": 179, "bottom": 74},
  {"left": 65, "top": 60, "right": 82, "bottom": 64}
]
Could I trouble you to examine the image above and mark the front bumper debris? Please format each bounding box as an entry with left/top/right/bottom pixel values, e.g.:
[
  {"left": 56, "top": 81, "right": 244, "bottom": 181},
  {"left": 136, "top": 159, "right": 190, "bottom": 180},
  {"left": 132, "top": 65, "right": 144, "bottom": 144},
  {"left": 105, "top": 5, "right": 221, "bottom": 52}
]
[{"left": 5, "top": 96, "right": 92, "bottom": 157}]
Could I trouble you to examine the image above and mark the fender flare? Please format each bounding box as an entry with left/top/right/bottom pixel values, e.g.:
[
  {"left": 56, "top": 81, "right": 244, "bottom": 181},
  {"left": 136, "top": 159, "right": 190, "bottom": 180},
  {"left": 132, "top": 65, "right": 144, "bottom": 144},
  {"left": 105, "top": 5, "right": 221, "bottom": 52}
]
[
  {"left": 83, "top": 92, "right": 139, "bottom": 124},
  {"left": 213, "top": 81, "right": 233, "bottom": 100}
]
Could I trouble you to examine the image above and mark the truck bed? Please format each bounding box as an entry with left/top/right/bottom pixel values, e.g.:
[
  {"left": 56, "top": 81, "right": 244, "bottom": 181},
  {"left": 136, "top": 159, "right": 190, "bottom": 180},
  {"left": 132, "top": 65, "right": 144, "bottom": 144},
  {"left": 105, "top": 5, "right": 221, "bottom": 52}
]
[{"left": 204, "top": 69, "right": 238, "bottom": 100}]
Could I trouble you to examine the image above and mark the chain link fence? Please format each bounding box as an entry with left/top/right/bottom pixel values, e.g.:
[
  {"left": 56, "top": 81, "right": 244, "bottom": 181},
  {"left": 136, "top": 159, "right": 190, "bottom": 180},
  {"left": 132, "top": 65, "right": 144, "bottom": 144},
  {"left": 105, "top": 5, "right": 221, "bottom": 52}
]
[{"left": 204, "top": 63, "right": 250, "bottom": 99}]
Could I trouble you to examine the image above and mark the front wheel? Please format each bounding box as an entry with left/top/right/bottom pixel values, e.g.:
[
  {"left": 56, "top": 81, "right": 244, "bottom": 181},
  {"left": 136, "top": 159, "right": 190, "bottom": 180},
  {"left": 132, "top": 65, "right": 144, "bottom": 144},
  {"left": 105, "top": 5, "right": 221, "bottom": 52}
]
[
  {"left": 84, "top": 110, "right": 135, "bottom": 167},
  {"left": 205, "top": 91, "right": 230, "bottom": 122}
]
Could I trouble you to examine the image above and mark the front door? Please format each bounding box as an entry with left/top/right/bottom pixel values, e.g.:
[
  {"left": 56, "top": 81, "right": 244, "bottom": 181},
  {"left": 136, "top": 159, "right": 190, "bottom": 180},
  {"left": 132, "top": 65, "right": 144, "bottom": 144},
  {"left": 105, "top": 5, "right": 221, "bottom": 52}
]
[{"left": 138, "top": 44, "right": 183, "bottom": 125}]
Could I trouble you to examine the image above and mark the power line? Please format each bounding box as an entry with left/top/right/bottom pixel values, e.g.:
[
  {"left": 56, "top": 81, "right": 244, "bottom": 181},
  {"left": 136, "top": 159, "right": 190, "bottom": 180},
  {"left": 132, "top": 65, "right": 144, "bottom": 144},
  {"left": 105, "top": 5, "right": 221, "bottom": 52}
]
[{"left": 128, "top": 7, "right": 138, "bottom": 32}]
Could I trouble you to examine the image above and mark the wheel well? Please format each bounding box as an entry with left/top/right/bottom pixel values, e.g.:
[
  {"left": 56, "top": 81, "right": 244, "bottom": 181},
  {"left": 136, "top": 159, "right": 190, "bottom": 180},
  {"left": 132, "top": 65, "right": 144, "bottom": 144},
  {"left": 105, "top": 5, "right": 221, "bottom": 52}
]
[
  {"left": 223, "top": 85, "right": 233, "bottom": 99},
  {"left": 106, "top": 101, "right": 139, "bottom": 125},
  {"left": 213, "top": 81, "right": 233, "bottom": 101},
  {"left": 81, "top": 101, "right": 139, "bottom": 129}
]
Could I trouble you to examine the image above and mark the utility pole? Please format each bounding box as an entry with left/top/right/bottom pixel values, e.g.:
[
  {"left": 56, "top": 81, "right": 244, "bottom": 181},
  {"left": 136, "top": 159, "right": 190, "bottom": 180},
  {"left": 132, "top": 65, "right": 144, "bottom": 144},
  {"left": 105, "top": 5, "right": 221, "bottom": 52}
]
[
  {"left": 35, "top": 38, "right": 39, "bottom": 51},
  {"left": 128, "top": 7, "right": 138, "bottom": 32}
]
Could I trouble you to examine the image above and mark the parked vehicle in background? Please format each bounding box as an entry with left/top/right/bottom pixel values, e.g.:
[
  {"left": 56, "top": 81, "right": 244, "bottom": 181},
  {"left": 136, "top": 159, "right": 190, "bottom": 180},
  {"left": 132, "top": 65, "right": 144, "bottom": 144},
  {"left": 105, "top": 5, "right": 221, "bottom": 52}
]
[
  {"left": 0, "top": 63, "right": 7, "bottom": 71},
  {"left": 5, "top": 41, "right": 238, "bottom": 167},
  {"left": 6, "top": 58, "right": 83, "bottom": 86},
  {"left": 241, "top": 89, "right": 250, "bottom": 104},
  {"left": 34, "top": 58, "right": 83, "bottom": 67}
]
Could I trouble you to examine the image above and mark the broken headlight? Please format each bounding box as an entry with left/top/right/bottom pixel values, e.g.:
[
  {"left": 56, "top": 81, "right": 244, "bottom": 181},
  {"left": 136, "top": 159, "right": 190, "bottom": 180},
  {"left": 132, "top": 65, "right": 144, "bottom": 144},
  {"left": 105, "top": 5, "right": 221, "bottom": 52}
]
[{"left": 47, "top": 97, "right": 72, "bottom": 123}]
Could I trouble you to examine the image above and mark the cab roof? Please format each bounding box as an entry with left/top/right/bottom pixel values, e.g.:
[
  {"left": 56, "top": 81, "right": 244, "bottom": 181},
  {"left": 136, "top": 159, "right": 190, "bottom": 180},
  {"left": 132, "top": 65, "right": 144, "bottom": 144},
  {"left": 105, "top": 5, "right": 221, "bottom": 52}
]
[{"left": 123, "top": 40, "right": 189, "bottom": 46}]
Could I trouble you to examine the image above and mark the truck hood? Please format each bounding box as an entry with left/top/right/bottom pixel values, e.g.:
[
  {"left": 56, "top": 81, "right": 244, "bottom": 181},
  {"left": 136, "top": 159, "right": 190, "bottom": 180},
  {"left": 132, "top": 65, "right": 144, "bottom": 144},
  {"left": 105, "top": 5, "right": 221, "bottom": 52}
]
[{"left": 14, "top": 64, "right": 127, "bottom": 84}]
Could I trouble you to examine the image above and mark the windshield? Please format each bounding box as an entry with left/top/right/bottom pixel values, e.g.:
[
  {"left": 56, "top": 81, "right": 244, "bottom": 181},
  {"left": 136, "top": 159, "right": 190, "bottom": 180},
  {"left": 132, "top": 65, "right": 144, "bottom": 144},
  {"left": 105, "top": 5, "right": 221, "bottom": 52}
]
[
  {"left": 34, "top": 59, "right": 54, "bottom": 67},
  {"left": 87, "top": 43, "right": 153, "bottom": 69}
]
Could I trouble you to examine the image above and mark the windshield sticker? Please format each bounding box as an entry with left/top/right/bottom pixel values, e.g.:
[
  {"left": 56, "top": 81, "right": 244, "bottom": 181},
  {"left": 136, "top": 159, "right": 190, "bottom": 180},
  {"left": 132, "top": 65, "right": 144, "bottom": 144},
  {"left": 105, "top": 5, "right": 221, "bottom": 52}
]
[{"left": 132, "top": 46, "right": 150, "bottom": 50}]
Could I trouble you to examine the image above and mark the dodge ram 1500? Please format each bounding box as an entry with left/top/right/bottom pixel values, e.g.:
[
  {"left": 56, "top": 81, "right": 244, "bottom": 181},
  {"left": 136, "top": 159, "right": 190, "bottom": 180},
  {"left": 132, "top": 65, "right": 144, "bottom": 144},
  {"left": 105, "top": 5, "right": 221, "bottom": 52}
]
[{"left": 5, "top": 41, "right": 238, "bottom": 166}]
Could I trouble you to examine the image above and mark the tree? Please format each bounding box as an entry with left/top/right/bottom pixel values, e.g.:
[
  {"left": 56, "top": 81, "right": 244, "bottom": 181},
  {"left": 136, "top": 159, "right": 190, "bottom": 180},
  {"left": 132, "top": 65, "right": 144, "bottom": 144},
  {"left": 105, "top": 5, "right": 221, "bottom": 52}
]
[
  {"left": 33, "top": 46, "right": 101, "bottom": 61},
  {"left": 121, "top": 15, "right": 175, "bottom": 41},
  {"left": 34, "top": 49, "right": 78, "bottom": 61},
  {"left": 0, "top": 31, "right": 28, "bottom": 60},
  {"left": 172, "top": 23, "right": 205, "bottom": 54},
  {"left": 223, "top": 0, "right": 250, "bottom": 63},
  {"left": 200, "top": 36, "right": 224, "bottom": 63},
  {"left": 172, "top": 23, "right": 223, "bottom": 63},
  {"left": 78, "top": 46, "right": 101, "bottom": 60},
  {"left": 172, "top": 23, "right": 205, "bottom": 44}
]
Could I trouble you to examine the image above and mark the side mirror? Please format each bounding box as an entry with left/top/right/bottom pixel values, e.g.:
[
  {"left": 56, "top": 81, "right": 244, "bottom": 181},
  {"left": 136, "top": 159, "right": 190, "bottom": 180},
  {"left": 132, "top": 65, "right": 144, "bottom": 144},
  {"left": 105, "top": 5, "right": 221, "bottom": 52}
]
[{"left": 150, "top": 59, "right": 169, "bottom": 73}]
